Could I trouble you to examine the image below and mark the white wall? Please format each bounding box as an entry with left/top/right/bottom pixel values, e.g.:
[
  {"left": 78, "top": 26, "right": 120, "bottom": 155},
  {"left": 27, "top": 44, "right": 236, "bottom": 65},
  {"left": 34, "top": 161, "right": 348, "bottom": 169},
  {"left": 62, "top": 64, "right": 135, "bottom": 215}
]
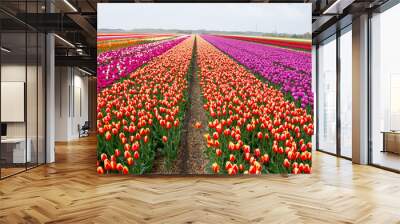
[
  {"left": 312, "top": 46, "right": 316, "bottom": 151},
  {"left": 1, "top": 63, "right": 45, "bottom": 163},
  {"left": 0, "top": 65, "right": 42, "bottom": 137},
  {"left": 1, "top": 65, "right": 26, "bottom": 138},
  {"left": 54, "top": 66, "right": 89, "bottom": 141},
  {"left": 72, "top": 72, "right": 89, "bottom": 138},
  {"left": 54, "top": 66, "right": 69, "bottom": 141}
]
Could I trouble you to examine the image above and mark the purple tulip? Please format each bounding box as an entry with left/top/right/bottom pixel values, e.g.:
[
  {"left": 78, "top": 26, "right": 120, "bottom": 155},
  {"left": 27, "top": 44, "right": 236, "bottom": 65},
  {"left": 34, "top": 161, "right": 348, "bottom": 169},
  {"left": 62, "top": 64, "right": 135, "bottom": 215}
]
[
  {"left": 202, "top": 35, "right": 313, "bottom": 108},
  {"left": 97, "top": 36, "right": 189, "bottom": 90}
]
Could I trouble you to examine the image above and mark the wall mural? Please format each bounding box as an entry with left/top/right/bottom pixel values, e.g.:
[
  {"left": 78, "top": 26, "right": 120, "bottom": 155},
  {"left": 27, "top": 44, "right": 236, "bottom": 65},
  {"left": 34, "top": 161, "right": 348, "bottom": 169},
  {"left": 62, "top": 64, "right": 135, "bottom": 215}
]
[{"left": 96, "top": 3, "right": 313, "bottom": 175}]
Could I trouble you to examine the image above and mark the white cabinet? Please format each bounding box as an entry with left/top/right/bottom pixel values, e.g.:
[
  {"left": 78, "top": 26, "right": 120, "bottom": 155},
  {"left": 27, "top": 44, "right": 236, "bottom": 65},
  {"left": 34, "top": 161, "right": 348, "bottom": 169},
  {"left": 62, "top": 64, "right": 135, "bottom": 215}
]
[{"left": 1, "top": 138, "right": 32, "bottom": 163}]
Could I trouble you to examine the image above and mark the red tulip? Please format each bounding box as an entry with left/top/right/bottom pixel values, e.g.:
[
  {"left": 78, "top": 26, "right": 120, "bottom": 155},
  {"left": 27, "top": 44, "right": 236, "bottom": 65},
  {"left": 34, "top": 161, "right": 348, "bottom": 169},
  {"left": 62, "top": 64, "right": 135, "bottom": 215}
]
[
  {"left": 105, "top": 131, "right": 111, "bottom": 141},
  {"left": 114, "top": 149, "right": 121, "bottom": 157},
  {"left": 228, "top": 142, "right": 235, "bottom": 151},
  {"left": 254, "top": 148, "right": 261, "bottom": 157},
  {"left": 166, "top": 122, "right": 172, "bottom": 129},
  {"left": 262, "top": 154, "right": 269, "bottom": 163},
  {"left": 162, "top": 136, "right": 168, "bottom": 143},
  {"left": 213, "top": 132, "right": 219, "bottom": 140},
  {"left": 122, "top": 166, "right": 129, "bottom": 174},
  {"left": 132, "top": 142, "right": 139, "bottom": 151},
  {"left": 229, "top": 154, "right": 235, "bottom": 162},
  {"left": 212, "top": 162, "right": 220, "bottom": 173},
  {"left": 299, "top": 163, "right": 304, "bottom": 172},
  {"left": 116, "top": 163, "right": 123, "bottom": 171},
  {"left": 304, "top": 164, "right": 311, "bottom": 173},
  {"left": 124, "top": 144, "right": 131, "bottom": 151},
  {"left": 249, "top": 165, "right": 257, "bottom": 174},
  {"left": 100, "top": 153, "right": 107, "bottom": 161},
  {"left": 239, "top": 164, "right": 244, "bottom": 171},
  {"left": 160, "top": 119, "right": 166, "bottom": 127},
  {"left": 124, "top": 151, "right": 131, "bottom": 159},
  {"left": 228, "top": 164, "right": 238, "bottom": 175},
  {"left": 272, "top": 144, "right": 278, "bottom": 153},
  {"left": 300, "top": 144, "right": 307, "bottom": 152},
  {"left": 134, "top": 151, "right": 139, "bottom": 159},
  {"left": 300, "top": 152, "right": 307, "bottom": 161},
  {"left": 225, "top": 161, "right": 232, "bottom": 170},
  {"left": 110, "top": 160, "right": 117, "bottom": 170},
  {"left": 249, "top": 156, "right": 255, "bottom": 165},
  {"left": 224, "top": 129, "right": 231, "bottom": 136},
  {"left": 307, "top": 151, "right": 312, "bottom": 160},
  {"left": 194, "top": 121, "right": 202, "bottom": 129},
  {"left": 111, "top": 128, "right": 118, "bottom": 136},
  {"left": 97, "top": 166, "right": 104, "bottom": 174},
  {"left": 216, "top": 148, "right": 222, "bottom": 157},
  {"left": 242, "top": 145, "right": 250, "bottom": 153},
  {"left": 104, "top": 159, "right": 111, "bottom": 170},
  {"left": 215, "top": 124, "right": 222, "bottom": 134},
  {"left": 244, "top": 152, "right": 250, "bottom": 161},
  {"left": 127, "top": 157, "right": 134, "bottom": 166},
  {"left": 283, "top": 158, "right": 290, "bottom": 168},
  {"left": 214, "top": 140, "right": 220, "bottom": 148}
]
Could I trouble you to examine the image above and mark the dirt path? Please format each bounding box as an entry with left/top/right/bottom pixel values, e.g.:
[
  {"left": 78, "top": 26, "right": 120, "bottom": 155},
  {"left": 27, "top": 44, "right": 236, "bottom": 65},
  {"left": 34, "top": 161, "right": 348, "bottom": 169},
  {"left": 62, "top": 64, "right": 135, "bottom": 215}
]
[
  {"left": 153, "top": 36, "right": 209, "bottom": 174},
  {"left": 172, "top": 37, "right": 209, "bottom": 174}
]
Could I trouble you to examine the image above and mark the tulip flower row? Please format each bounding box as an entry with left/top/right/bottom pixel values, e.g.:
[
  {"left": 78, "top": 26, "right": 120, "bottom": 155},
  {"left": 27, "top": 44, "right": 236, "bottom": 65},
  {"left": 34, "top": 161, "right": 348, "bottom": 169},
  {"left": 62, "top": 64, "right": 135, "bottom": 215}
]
[
  {"left": 96, "top": 37, "right": 195, "bottom": 174},
  {"left": 202, "top": 35, "right": 313, "bottom": 109},
  {"left": 217, "top": 35, "right": 312, "bottom": 51},
  {"left": 197, "top": 36, "right": 313, "bottom": 175},
  {"left": 97, "top": 36, "right": 189, "bottom": 90},
  {"left": 97, "top": 35, "right": 175, "bottom": 53},
  {"left": 97, "top": 33, "right": 173, "bottom": 42}
]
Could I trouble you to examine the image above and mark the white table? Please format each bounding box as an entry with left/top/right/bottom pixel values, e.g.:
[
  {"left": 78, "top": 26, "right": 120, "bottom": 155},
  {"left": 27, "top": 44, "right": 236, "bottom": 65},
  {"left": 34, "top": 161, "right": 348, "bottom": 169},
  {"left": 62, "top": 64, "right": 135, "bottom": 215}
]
[{"left": 1, "top": 138, "right": 31, "bottom": 163}]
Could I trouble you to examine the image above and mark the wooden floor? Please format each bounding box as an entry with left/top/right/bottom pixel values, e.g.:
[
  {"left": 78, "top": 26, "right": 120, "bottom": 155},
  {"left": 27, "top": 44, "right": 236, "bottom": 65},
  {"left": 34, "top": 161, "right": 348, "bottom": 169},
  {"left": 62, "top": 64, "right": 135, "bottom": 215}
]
[
  {"left": 1, "top": 136, "right": 400, "bottom": 223},
  {"left": 372, "top": 150, "right": 400, "bottom": 171}
]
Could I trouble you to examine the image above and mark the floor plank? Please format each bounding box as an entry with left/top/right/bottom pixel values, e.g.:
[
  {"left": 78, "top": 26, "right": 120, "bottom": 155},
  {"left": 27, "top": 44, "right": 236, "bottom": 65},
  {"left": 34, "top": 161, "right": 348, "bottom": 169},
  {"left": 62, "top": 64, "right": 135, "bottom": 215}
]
[{"left": 0, "top": 135, "right": 400, "bottom": 223}]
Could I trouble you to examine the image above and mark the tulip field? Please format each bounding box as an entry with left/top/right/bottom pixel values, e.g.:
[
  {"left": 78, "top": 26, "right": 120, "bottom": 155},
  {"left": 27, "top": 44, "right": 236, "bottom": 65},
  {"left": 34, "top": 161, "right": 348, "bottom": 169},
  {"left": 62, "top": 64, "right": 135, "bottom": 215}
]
[
  {"left": 97, "top": 33, "right": 313, "bottom": 175},
  {"left": 97, "top": 33, "right": 176, "bottom": 53}
]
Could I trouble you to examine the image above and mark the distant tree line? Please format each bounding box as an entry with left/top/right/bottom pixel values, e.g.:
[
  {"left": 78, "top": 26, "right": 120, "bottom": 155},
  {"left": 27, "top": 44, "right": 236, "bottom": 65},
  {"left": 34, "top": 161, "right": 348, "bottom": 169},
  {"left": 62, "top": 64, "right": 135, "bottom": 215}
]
[
  {"left": 99, "top": 28, "right": 311, "bottom": 40},
  {"left": 262, "top": 32, "right": 312, "bottom": 39}
]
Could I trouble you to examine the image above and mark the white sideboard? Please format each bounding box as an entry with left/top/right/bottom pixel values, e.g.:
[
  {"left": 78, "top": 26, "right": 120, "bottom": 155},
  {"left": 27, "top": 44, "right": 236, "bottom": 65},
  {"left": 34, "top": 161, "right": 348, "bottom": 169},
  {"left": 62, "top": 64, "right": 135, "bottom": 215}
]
[{"left": 1, "top": 138, "right": 32, "bottom": 163}]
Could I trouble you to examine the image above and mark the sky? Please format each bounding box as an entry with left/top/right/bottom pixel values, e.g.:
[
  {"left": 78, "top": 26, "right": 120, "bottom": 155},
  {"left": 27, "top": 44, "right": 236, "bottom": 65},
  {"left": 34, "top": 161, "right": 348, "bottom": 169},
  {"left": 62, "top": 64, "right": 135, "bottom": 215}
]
[{"left": 98, "top": 3, "right": 311, "bottom": 35}]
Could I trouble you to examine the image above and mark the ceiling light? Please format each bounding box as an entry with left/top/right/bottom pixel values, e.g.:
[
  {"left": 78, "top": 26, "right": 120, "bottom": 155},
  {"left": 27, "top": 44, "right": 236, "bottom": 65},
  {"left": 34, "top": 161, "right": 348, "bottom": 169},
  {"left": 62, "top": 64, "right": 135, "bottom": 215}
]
[
  {"left": 54, "top": 34, "right": 75, "bottom": 48},
  {"left": 323, "top": 0, "right": 343, "bottom": 14},
  {"left": 323, "top": 0, "right": 356, "bottom": 15},
  {"left": 1, "top": 47, "right": 11, "bottom": 53},
  {"left": 78, "top": 67, "right": 93, "bottom": 76},
  {"left": 63, "top": 0, "right": 78, "bottom": 12}
]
